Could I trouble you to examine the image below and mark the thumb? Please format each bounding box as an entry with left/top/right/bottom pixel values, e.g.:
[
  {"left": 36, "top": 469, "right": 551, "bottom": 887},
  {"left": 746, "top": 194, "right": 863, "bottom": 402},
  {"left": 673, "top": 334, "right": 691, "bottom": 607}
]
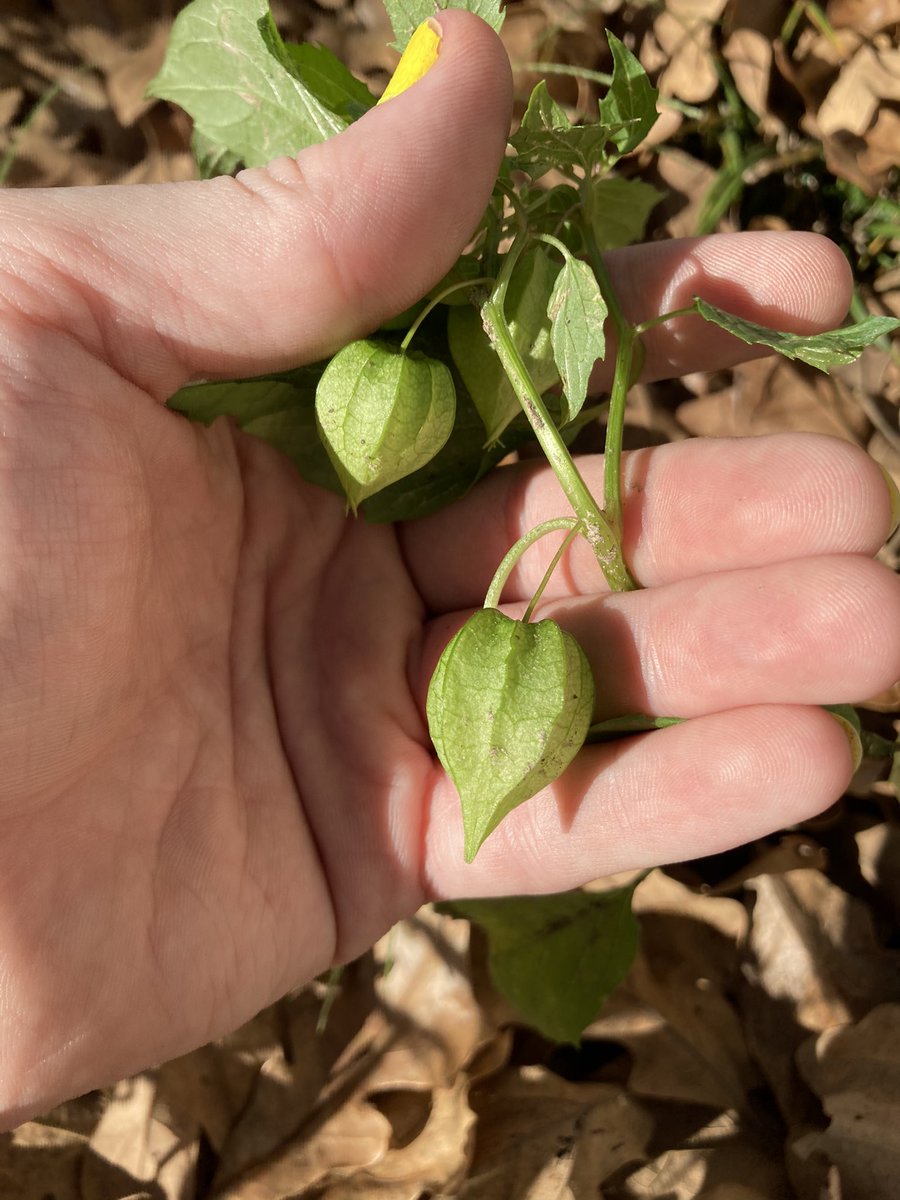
[{"left": 0, "top": 10, "right": 512, "bottom": 400}]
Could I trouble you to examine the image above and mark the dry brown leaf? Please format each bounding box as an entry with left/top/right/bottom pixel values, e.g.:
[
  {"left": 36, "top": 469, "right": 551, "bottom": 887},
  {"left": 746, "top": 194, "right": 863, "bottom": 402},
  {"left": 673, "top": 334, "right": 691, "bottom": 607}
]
[
  {"left": 154, "top": 1004, "right": 290, "bottom": 1156},
  {"left": 85, "top": 1075, "right": 196, "bottom": 1200},
  {"left": 773, "top": 26, "right": 860, "bottom": 122},
  {"left": 725, "top": 0, "right": 786, "bottom": 39},
  {"left": 0, "top": 1124, "right": 88, "bottom": 1200},
  {"left": 827, "top": 0, "right": 900, "bottom": 35},
  {"left": 588, "top": 873, "right": 757, "bottom": 1112},
  {"left": 0, "top": 85, "right": 22, "bottom": 128},
  {"left": 723, "top": 29, "right": 785, "bottom": 137},
  {"left": 645, "top": 1, "right": 728, "bottom": 105},
  {"left": 459, "top": 1066, "right": 651, "bottom": 1199},
  {"left": 217, "top": 1097, "right": 391, "bottom": 1200},
  {"left": 324, "top": 1077, "right": 474, "bottom": 1197},
  {"left": 817, "top": 44, "right": 900, "bottom": 138},
  {"left": 68, "top": 21, "right": 170, "bottom": 126},
  {"left": 655, "top": 148, "right": 719, "bottom": 238},
  {"left": 791, "top": 1005, "right": 900, "bottom": 1200},
  {"left": 745, "top": 869, "right": 899, "bottom": 1033},
  {"left": 858, "top": 106, "right": 900, "bottom": 178},
  {"left": 677, "top": 357, "right": 869, "bottom": 443},
  {"left": 703, "top": 835, "right": 828, "bottom": 896},
  {"left": 739, "top": 868, "right": 900, "bottom": 1127},
  {"left": 855, "top": 823, "right": 900, "bottom": 928},
  {"left": 364, "top": 909, "right": 493, "bottom": 1092},
  {"left": 0, "top": 1118, "right": 159, "bottom": 1200},
  {"left": 617, "top": 1108, "right": 793, "bottom": 1198},
  {"left": 194, "top": 912, "right": 489, "bottom": 1199}
]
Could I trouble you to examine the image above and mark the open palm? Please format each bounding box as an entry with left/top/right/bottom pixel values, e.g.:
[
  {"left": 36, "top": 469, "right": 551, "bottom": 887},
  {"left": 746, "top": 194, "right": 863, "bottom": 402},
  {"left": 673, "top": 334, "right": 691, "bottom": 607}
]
[{"left": 1, "top": 12, "right": 897, "bottom": 1126}]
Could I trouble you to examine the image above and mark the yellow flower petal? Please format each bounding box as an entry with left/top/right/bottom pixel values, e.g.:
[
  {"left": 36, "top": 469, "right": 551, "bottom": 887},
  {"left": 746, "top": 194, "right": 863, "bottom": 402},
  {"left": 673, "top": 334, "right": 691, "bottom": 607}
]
[{"left": 377, "top": 18, "right": 443, "bottom": 105}]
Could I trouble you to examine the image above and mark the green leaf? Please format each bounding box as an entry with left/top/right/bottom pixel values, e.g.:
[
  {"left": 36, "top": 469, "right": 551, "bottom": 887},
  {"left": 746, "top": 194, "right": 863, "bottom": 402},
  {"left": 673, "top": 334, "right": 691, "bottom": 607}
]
[
  {"left": 448, "top": 246, "right": 560, "bottom": 443},
  {"left": 548, "top": 254, "right": 607, "bottom": 423},
  {"left": 438, "top": 884, "right": 640, "bottom": 1043},
  {"left": 588, "top": 176, "right": 663, "bottom": 249},
  {"left": 427, "top": 608, "right": 594, "bottom": 862},
  {"left": 586, "top": 713, "right": 683, "bottom": 742},
  {"left": 166, "top": 352, "right": 539, "bottom": 524},
  {"left": 598, "top": 30, "right": 659, "bottom": 156},
  {"left": 168, "top": 370, "right": 318, "bottom": 425},
  {"left": 384, "top": 0, "right": 504, "bottom": 52},
  {"left": 694, "top": 299, "right": 900, "bottom": 372},
  {"left": 168, "top": 368, "right": 342, "bottom": 492},
  {"left": 315, "top": 339, "right": 456, "bottom": 511},
  {"left": 283, "top": 42, "right": 376, "bottom": 121},
  {"left": 510, "top": 81, "right": 621, "bottom": 180},
  {"left": 148, "top": 0, "right": 345, "bottom": 168},
  {"left": 522, "top": 183, "right": 585, "bottom": 253},
  {"left": 191, "top": 128, "right": 243, "bottom": 178}
]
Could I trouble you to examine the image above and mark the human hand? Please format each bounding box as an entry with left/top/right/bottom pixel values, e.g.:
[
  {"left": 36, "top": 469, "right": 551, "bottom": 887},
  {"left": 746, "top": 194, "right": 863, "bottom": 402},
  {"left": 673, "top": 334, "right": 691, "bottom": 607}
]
[{"left": 1, "top": 10, "right": 897, "bottom": 1126}]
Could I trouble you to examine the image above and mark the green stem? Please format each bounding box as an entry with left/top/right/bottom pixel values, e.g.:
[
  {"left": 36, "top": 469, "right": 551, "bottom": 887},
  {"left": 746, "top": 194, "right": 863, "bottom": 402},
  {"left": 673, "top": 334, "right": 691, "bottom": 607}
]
[
  {"left": 519, "top": 62, "right": 706, "bottom": 119},
  {"left": 523, "top": 525, "right": 581, "bottom": 623},
  {"left": 603, "top": 324, "right": 636, "bottom": 541},
  {"left": 483, "top": 294, "right": 635, "bottom": 592},
  {"left": 634, "top": 304, "right": 698, "bottom": 336},
  {"left": 0, "top": 78, "right": 65, "bottom": 187},
  {"left": 485, "top": 231, "right": 635, "bottom": 591},
  {"left": 484, "top": 517, "right": 578, "bottom": 610},
  {"left": 579, "top": 190, "right": 638, "bottom": 549},
  {"left": 400, "top": 276, "right": 493, "bottom": 352}
]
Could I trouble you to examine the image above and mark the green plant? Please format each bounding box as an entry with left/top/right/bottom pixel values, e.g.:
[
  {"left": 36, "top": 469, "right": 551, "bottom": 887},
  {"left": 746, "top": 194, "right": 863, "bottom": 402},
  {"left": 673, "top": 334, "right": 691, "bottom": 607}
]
[{"left": 150, "top": 0, "right": 898, "bottom": 1039}]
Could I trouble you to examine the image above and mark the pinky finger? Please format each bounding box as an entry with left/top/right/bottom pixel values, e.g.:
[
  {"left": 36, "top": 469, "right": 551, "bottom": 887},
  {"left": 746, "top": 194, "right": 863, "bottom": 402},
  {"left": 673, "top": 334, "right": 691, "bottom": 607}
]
[{"left": 423, "top": 704, "right": 857, "bottom": 899}]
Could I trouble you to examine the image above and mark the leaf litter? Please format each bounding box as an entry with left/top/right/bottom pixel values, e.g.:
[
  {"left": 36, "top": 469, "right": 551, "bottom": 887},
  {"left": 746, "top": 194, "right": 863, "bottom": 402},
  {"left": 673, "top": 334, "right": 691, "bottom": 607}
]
[{"left": 2, "top": 0, "right": 899, "bottom": 1196}]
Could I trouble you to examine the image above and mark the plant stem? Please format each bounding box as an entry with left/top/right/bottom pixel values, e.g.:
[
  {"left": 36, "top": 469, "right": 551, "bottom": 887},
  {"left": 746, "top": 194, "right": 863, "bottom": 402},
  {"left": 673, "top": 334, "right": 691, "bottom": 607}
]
[
  {"left": 579, "top": 190, "right": 639, "bottom": 551},
  {"left": 523, "top": 525, "right": 581, "bottom": 622},
  {"left": 482, "top": 290, "right": 635, "bottom": 592},
  {"left": 634, "top": 304, "right": 698, "bottom": 336},
  {"left": 519, "top": 61, "right": 706, "bottom": 119},
  {"left": 400, "top": 276, "right": 493, "bottom": 352},
  {"left": 602, "top": 324, "right": 636, "bottom": 542},
  {"left": 484, "top": 517, "right": 578, "bottom": 610},
  {"left": 0, "top": 78, "right": 65, "bottom": 186}
]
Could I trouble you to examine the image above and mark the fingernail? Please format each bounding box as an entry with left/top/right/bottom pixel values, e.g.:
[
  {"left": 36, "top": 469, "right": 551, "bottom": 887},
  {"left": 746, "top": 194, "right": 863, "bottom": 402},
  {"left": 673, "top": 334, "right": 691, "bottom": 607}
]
[
  {"left": 377, "top": 18, "right": 443, "bottom": 106},
  {"left": 877, "top": 462, "right": 900, "bottom": 540},
  {"left": 827, "top": 709, "right": 863, "bottom": 774}
]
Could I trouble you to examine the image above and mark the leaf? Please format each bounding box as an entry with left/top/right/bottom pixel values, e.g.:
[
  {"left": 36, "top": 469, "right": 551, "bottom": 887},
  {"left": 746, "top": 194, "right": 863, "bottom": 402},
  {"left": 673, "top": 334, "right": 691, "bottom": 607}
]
[
  {"left": 315, "top": 339, "right": 456, "bottom": 511},
  {"left": 510, "top": 81, "right": 621, "bottom": 180},
  {"left": 598, "top": 30, "right": 659, "bottom": 156},
  {"left": 522, "top": 183, "right": 586, "bottom": 253},
  {"left": 426, "top": 608, "right": 594, "bottom": 862},
  {"left": 588, "top": 176, "right": 664, "bottom": 249},
  {"left": 793, "top": 1005, "right": 900, "bottom": 1200},
  {"left": 440, "top": 1066, "right": 652, "bottom": 1193},
  {"left": 547, "top": 253, "right": 607, "bottom": 423},
  {"left": 283, "top": 42, "right": 376, "bottom": 122},
  {"left": 586, "top": 713, "right": 683, "bottom": 741},
  {"left": 191, "top": 128, "right": 242, "bottom": 179},
  {"left": 448, "top": 246, "right": 560, "bottom": 443},
  {"left": 384, "top": 0, "right": 504, "bottom": 52},
  {"left": 168, "top": 368, "right": 342, "bottom": 492},
  {"left": 168, "top": 369, "right": 318, "bottom": 425},
  {"left": 438, "top": 885, "right": 640, "bottom": 1043},
  {"left": 694, "top": 298, "right": 900, "bottom": 371},
  {"left": 147, "top": 0, "right": 345, "bottom": 168},
  {"left": 167, "top": 355, "right": 540, "bottom": 523}
]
